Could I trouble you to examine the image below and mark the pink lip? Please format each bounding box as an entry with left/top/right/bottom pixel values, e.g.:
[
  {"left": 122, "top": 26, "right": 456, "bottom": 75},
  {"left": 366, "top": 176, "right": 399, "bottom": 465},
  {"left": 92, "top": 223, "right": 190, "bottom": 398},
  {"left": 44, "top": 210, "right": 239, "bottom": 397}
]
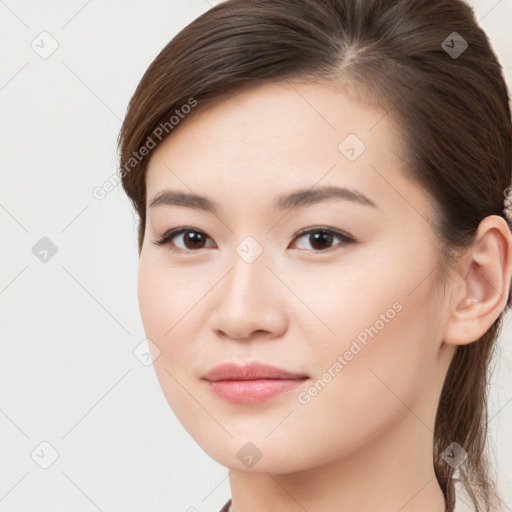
[{"left": 202, "top": 362, "right": 309, "bottom": 404}]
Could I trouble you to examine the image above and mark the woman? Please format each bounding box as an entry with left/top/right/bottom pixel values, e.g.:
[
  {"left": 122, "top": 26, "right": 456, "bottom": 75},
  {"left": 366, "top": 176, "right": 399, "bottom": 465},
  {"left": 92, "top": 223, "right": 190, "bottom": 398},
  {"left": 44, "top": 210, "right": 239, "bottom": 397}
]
[{"left": 118, "top": 0, "right": 512, "bottom": 510}]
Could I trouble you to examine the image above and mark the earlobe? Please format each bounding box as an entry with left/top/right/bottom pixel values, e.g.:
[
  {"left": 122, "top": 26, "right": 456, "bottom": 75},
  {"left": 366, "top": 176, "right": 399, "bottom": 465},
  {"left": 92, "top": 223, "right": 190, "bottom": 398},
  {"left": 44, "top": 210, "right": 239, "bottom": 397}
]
[{"left": 442, "top": 215, "right": 512, "bottom": 347}]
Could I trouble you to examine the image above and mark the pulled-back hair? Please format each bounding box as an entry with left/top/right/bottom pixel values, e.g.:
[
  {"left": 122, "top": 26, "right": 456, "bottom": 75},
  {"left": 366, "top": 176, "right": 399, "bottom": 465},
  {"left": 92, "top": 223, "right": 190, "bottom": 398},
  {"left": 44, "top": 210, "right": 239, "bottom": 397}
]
[{"left": 118, "top": 1, "right": 512, "bottom": 509}]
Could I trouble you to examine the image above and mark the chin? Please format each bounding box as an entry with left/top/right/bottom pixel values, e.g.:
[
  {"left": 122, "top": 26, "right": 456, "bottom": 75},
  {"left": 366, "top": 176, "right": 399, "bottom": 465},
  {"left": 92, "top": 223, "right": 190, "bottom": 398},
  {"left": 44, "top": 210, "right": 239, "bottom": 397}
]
[{"left": 195, "top": 435, "right": 318, "bottom": 475}]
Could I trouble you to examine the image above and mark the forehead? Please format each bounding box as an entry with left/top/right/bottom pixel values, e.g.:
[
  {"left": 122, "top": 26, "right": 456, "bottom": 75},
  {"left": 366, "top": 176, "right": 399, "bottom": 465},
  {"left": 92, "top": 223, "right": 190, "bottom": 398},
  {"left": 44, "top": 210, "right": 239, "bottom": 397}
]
[
  {"left": 147, "top": 79, "right": 394, "bottom": 167},
  {"left": 144, "top": 79, "right": 426, "bottom": 219}
]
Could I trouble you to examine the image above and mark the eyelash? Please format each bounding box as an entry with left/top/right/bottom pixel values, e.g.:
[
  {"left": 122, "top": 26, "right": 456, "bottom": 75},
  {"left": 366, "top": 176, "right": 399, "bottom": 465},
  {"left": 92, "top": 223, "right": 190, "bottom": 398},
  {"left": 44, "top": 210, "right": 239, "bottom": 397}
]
[{"left": 151, "top": 226, "right": 355, "bottom": 254}]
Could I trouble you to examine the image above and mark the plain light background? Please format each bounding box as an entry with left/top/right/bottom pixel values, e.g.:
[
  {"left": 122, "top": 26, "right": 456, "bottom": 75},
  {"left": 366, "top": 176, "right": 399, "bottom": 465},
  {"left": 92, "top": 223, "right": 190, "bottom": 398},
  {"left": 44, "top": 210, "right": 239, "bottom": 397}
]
[{"left": 0, "top": 1, "right": 511, "bottom": 511}]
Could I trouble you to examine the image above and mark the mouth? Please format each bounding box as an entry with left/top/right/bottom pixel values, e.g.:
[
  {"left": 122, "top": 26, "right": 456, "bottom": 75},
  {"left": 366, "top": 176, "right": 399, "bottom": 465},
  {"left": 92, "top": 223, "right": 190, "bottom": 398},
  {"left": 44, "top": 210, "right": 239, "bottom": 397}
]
[{"left": 202, "top": 362, "right": 309, "bottom": 404}]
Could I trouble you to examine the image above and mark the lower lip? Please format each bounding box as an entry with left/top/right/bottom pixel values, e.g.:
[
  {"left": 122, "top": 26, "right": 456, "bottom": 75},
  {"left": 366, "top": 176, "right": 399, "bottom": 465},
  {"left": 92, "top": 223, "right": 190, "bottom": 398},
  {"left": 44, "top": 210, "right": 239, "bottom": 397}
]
[{"left": 205, "top": 378, "right": 307, "bottom": 403}]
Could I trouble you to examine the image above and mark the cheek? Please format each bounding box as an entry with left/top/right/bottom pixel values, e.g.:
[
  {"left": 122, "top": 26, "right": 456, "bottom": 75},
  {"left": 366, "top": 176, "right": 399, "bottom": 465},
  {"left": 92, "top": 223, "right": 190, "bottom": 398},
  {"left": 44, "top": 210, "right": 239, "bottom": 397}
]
[
  {"left": 299, "top": 256, "right": 439, "bottom": 425},
  {"left": 267, "top": 280, "right": 438, "bottom": 469},
  {"left": 137, "top": 259, "right": 195, "bottom": 342},
  {"left": 308, "top": 241, "right": 436, "bottom": 376},
  {"left": 137, "top": 261, "right": 201, "bottom": 415},
  {"left": 308, "top": 233, "right": 439, "bottom": 365},
  {"left": 137, "top": 258, "right": 213, "bottom": 380}
]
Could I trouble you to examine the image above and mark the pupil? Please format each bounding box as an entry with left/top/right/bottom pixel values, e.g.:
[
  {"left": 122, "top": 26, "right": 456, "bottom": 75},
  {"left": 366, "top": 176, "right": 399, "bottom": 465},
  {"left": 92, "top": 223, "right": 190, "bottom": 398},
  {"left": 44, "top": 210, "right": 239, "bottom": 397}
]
[
  {"left": 185, "top": 231, "right": 205, "bottom": 249},
  {"left": 311, "top": 231, "right": 332, "bottom": 250}
]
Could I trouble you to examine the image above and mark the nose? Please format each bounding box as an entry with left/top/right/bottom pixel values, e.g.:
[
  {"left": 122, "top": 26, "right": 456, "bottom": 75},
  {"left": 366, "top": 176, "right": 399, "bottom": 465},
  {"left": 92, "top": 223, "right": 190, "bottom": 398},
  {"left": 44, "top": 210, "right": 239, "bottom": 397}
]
[{"left": 209, "top": 250, "right": 288, "bottom": 341}]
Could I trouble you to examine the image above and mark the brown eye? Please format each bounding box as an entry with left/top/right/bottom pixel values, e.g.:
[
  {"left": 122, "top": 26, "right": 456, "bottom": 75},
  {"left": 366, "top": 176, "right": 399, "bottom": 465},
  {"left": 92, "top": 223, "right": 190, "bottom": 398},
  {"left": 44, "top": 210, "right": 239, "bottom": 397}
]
[
  {"left": 179, "top": 230, "right": 208, "bottom": 250},
  {"left": 152, "top": 228, "right": 215, "bottom": 251},
  {"left": 291, "top": 228, "right": 354, "bottom": 251}
]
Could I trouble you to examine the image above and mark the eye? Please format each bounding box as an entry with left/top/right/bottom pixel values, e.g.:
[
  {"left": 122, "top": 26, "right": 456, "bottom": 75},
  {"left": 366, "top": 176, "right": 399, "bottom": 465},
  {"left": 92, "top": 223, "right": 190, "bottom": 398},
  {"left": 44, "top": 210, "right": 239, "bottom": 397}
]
[
  {"left": 152, "top": 226, "right": 355, "bottom": 253},
  {"left": 290, "top": 227, "right": 355, "bottom": 252},
  {"left": 152, "top": 227, "right": 215, "bottom": 252}
]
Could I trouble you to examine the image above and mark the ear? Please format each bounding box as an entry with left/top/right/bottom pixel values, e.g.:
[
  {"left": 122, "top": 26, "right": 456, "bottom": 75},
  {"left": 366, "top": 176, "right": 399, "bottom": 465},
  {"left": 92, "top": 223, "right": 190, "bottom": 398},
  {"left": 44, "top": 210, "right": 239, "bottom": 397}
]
[{"left": 442, "top": 215, "right": 512, "bottom": 346}]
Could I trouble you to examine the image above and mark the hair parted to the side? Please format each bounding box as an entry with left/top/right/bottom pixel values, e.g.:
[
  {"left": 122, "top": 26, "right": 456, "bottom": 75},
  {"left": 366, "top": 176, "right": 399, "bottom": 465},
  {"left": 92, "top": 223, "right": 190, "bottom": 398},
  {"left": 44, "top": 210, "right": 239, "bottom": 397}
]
[{"left": 117, "top": 0, "right": 512, "bottom": 510}]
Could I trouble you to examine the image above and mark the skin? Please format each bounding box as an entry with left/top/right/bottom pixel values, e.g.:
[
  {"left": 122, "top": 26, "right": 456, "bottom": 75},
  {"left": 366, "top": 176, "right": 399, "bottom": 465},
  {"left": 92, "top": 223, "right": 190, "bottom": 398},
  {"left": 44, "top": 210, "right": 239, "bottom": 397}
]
[{"left": 137, "top": 79, "right": 512, "bottom": 512}]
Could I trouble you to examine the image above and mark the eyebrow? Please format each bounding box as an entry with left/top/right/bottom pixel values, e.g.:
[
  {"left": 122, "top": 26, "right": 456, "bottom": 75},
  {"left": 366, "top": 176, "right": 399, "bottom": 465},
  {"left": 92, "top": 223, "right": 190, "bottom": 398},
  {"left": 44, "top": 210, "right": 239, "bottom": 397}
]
[{"left": 148, "top": 185, "right": 378, "bottom": 213}]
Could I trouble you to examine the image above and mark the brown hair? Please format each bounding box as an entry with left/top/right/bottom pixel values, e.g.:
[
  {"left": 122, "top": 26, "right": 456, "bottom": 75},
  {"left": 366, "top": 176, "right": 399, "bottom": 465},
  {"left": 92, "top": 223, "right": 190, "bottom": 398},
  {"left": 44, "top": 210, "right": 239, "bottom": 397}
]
[{"left": 117, "top": 0, "right": 512, "bottom": 510}]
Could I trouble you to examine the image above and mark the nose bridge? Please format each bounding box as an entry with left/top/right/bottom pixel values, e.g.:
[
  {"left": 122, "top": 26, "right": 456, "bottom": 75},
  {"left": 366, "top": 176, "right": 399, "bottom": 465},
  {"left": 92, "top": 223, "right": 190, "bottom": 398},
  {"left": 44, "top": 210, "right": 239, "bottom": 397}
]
[
  {"left": 210, "top": 238, "right": 286, "bottom": 339},
  {"left": 223, "top": 239, "right": 270, "bottom": 308}
]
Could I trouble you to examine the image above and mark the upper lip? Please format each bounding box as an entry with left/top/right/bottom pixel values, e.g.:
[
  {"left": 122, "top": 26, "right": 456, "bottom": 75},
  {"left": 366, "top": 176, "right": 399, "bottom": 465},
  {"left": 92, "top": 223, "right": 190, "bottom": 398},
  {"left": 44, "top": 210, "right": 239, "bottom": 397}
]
[{"left": 202, "top": 362, "right": 308, "bottom": 381}]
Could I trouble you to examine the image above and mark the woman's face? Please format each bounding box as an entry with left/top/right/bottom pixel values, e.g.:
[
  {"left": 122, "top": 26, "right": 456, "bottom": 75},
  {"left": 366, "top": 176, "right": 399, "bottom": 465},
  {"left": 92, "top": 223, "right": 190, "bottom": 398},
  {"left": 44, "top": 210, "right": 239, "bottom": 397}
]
[{"left": 138, "top": 80, "right": 455, "bottom": 473}]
